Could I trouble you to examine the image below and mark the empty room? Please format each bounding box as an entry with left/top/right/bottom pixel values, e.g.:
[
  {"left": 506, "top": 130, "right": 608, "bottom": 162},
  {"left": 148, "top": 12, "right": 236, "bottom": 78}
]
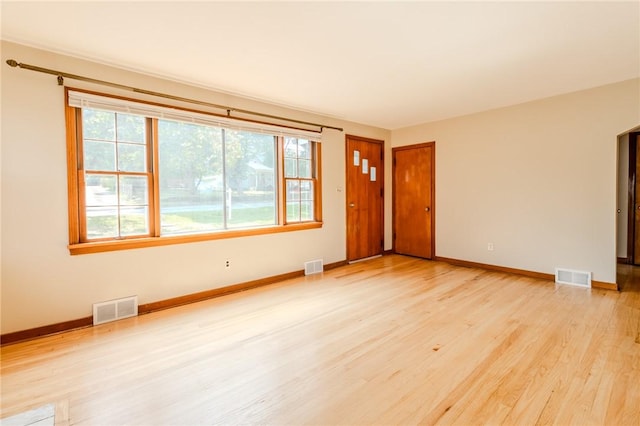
[{"left": 1, "top": 1, "right": 639, "bottom": 425}]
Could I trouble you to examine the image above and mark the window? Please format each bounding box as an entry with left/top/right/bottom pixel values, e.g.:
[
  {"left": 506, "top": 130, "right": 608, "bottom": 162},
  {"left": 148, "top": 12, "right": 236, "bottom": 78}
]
[
  {"left": 82, "top": 110, "right": 151, "bottom": 240},
  {"left": 66, "top": 90, "right": 322, "bottom": 254},
  {"left": 157, "top": 123, "right": 277, "bottom": 234},
  {"left": 284, "top": 137, "right": 315, "bottom": 223}
]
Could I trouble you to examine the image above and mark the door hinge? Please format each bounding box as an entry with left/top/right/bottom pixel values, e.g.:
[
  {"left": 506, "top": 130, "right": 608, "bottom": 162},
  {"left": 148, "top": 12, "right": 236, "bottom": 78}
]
[
  {"left": 380, "top": 188, "right": 384, "bottom": 197},
  {"left": 381, "top": 239, "right": 384, "bottom": 248}
]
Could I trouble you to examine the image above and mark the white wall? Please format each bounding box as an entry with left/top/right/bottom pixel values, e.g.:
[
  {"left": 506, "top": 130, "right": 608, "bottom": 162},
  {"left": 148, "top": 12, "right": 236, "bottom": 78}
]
[
  {"left": 0, "top": 41, "right": 390, "bottom": 334},
  {"left": 617, "top": 133, "right": 629, "bottom": 258},
  {"left": 392, "top": 79, "right": 640, "bottom": 284}
]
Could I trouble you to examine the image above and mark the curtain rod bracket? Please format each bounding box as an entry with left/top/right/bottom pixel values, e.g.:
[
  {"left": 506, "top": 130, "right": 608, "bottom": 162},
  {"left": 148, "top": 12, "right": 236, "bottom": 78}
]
[{"left": 57, "top": 75, "right": 64, "bottom": 86}]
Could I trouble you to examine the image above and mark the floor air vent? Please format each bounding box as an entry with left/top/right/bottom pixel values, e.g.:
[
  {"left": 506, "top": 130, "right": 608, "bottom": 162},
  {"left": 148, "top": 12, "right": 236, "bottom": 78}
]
[
  {"left": 304, "top": 259, "right": 324, "bottom": 275},
  {"left": 93, "top": 296, "right": 138, "bottom": 325},
  {"left": 555, "top": 268, "right": 591, "bottom": 288}
]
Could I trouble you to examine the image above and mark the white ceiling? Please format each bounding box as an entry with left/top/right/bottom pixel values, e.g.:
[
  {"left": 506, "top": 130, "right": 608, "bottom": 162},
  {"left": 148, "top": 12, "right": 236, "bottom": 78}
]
[{"left": 2, "top": 1, "right": 639, "bottom": 129}]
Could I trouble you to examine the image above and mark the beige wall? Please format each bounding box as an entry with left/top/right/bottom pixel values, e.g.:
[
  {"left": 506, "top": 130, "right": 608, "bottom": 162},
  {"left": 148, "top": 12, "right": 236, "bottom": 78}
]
[
  {"left": 3, "top": 40, "right": 639, "bottom": 335},
  {"left": 0, "top": 41, "right": 390, "bottom": 334},
  {"left": 392, "top": 79, "right": 640, "bottom": 284}
]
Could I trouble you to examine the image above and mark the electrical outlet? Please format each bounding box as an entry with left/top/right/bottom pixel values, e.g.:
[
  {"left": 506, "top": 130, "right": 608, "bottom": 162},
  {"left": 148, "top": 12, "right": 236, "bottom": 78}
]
[
  {"left": 225, "top": 260, "right": 230, "bottom": 268},
  {"left": 487, "top": 243, "right": 494, "bottom": 251}
]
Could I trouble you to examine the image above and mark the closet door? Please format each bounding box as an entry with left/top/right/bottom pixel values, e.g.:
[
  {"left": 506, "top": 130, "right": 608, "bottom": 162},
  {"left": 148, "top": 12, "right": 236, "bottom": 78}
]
[{"left": 393, "top": 143, "right": 435, "bottom": 259}]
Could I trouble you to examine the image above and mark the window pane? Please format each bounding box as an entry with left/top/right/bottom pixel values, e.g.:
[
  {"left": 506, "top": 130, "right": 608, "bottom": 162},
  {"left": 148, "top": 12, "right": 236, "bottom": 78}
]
[
  {"left": 300, "top": 201, "right": 314, "bottom": 221},
  {"left": 119, "top": 176, "right": 148, "bottom": 205},
  {"left": 83, "top": 109, "right": 115, "bottom": 141},
  {"left": 84, "top": 141, "right": 116, "bottom": 171},
  {"left": 286, "top": 179, "right": 300, "bottom": 222},
  {"left": 225, "top": 130, "right": 276, "bottom": 228},
  {"left": 284, "top": 137, "right": 298, "bottom": 157},
  {"left": 284, "top": 138, "right": 313, "bottom": 179},
  {"left": 284, "top": 158, "right": 296, "bottom": 178},
  {"left": 86, "top": 207, "right": 118, "bottom": 239},
  {"left": 300, "top": 181, "right": 314, "bottom": 221},
  {"left": 158, "top": 120, "right": 224, "bottom": 235},
  {"left": 116, "top": 114, "right": 145, "bottom": 143},
  {"left": 286, "top": 179, "right": 314, "bottom": 223},
  {"left": 120, "top": 206, "right": 149, "bottom": 236},
  {"left": 286, "top": 201, "right": 299, "bottom": 222},
  {"left": 161, "top": 207, "right": 223, "bottom": 235},
  {"left": 226, "top": 189, "right": 277, "bottom": 228},
  {"left": 118, "top": 143, "right": 146, "bottom": 172},
  {"left": 286, "top": 180, "right": 299, "bottom": 201},
  {"left": 85, "top": 174, "right": 117, "bottom": 206},
  {"left": 298, "top": 159, "right": 311, "bottom": 178},
  {"left": 298, "top": 139, "right": 311, "bottom": 159},
  {"left": 300, "top": 180, "right": 313, "bottom": 199}
]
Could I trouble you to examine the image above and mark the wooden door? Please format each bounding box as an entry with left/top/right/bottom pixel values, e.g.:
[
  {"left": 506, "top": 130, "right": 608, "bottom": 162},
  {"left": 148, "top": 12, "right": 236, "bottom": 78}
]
[
  {"left": 393, "top": 143, "right": 435, "bottom": 259},
  {"left": 346, "top": 135, "right": 384, "bottom": 261}
]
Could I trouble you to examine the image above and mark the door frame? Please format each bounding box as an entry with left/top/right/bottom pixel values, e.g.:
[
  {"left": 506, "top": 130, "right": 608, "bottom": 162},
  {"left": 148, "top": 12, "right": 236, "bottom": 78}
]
[
  {"left": 627, "top": 132, "right": 640, "bottom": 264},
  {"left": 392, "top": 141, "right": 436, "bottom": 258},
  {"left": 345, "top": 134, "right": 385, "bottom": 262}
]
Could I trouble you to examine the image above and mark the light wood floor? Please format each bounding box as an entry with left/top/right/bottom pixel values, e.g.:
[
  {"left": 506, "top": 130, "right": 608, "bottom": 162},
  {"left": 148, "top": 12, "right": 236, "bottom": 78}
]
[{"left": 1, "top": 255, "right": 639, "bottom": 425}]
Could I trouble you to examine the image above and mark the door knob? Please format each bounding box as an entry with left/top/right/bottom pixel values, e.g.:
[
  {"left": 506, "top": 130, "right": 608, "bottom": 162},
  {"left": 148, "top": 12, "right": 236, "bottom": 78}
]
[
  {"left": 349, "top": 203, "right": 355, "bottom": 208},
  {"left": 425, "top": 207, "right": 430, "bottom": 212}
]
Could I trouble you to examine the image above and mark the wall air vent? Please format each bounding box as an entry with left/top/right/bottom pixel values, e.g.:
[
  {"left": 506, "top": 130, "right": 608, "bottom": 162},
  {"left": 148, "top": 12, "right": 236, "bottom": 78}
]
[
  {"left": 93, "top": 296, "right": 138, "bottom": 325},
  {"left": 555, "top": 268, "right": 591, "bottom": 288},
  {"left": 304, "top": 259, "right": 324, "bottom": 276}
]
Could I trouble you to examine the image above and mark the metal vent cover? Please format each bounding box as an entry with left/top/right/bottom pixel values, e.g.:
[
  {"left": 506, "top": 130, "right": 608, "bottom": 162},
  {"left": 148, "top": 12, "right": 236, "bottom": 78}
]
[
  {"left": 555, "top": 268, "right": 591, "bottom": 288},
  {"left": 93, "top": 296, "right": 138, "bottom": 325},
  {"left": 304, "top": 259, "right": 324, "bottom": 276}
]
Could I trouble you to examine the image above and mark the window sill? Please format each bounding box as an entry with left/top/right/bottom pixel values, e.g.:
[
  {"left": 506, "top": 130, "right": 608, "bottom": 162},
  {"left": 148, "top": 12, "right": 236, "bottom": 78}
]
[{"left": 68, "top": 222, "right": 323, "bottom": 255}]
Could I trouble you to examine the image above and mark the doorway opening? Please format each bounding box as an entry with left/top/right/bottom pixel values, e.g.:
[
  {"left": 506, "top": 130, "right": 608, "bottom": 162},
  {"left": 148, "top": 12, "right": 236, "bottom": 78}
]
[{"left": 616, "top": 125, "right": 640, "bottom": 288}]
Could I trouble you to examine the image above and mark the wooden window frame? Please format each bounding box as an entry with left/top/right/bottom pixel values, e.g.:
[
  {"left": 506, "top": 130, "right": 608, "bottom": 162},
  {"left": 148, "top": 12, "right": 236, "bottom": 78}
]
[
  {"left": 283, "top": 138, "right": 322, "bottom": 224},
  {"left": 66, "top": 89, "right": 322, "bottom": 255},
  {"left": 76, "top": 110, "right": 155, "bottom": 242}
]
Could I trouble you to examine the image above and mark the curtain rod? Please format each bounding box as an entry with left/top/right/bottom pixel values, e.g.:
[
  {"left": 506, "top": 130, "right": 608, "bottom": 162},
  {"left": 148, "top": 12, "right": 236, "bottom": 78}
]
[{"left": 5, "top": 59, "right": 344, "bottom": 133}]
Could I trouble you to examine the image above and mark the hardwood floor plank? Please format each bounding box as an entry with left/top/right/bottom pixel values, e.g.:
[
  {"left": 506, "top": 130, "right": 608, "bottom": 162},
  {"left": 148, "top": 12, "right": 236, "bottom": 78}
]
[{"left": 1, "top": 255, "right": 639, "bottom": 425}]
